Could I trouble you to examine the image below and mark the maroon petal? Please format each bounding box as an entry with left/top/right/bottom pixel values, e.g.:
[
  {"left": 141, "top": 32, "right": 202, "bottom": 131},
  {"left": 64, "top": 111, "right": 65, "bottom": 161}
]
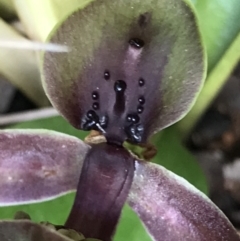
[
  {"left": 0, "top": 129, "right": 90, "bottom": 206},
  {"left": 65, "top": 143, "right": 135, "bottom": 241},
  {"left": 128, "top": 160, "right": 240, "bottom": 241},
  {"left": 0, "top": 220, "right": 72, "bottom": 241},
  {"left": 42, "top": 0, "right": 205, "bottom": 144}
]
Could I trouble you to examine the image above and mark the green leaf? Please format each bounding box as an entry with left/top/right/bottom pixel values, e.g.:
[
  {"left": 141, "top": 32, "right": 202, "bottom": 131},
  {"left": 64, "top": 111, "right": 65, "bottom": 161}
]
[
  {"left": 114, "top": 205, "right": 152, "bottom": 241},
  {"left": 191, "top": 0, "right": 240, "bottom": 71},
  {"left": 12, "top": 0, "right": 91, "bottom": 41},
  {"left": 151, "top": 127, "right": 208, "bottom": 194},
  {"left": 0, "top": 0, "right": 15, "bottom": 20},
  {"left": 0, "top": 220, "right": 73, "bottom": 241},
  {"left": 0, "top": 19, "right": 49, "bottom": 107},
  {"left": 0, "top": 193, "right": 74, "bottom": 223},
  {"left": 10, "top": 116, "right": 88, "bottom": 140},
  {"left": 178, "top": 31, "right": 240, "bottom": 138},
  {"left": 0, "top": 191, "right": 150, "bottom": 241}
]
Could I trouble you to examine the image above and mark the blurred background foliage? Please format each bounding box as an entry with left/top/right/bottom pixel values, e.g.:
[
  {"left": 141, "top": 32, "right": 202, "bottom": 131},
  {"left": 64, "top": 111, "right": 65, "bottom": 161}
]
[{"left": 0, "top": 0, "right": 240, "bottom": 240}]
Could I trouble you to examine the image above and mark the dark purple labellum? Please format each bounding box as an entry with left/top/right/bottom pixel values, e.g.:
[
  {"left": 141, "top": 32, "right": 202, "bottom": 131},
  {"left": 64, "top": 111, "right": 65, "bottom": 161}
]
[
  {"left": 43, "top": 0, "right": 205, "bottom": 146},
  {"left": 65, "top": 143, "right": 135, "bottom": 241}
]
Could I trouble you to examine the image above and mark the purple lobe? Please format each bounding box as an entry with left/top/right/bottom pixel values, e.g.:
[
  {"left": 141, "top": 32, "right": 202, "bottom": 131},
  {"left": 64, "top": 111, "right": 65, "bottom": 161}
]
[
  {"left": 0, "top": 129, "right": 89, "bottom": 205},
  {"left": 128, "top": 160, "right": 240, "bottom": 241}
]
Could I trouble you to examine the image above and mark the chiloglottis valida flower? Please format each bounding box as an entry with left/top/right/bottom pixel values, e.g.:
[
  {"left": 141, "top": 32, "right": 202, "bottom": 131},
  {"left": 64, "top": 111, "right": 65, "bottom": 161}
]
[{"left": 0, "top": 0, "right": 240, "bottom": 241}]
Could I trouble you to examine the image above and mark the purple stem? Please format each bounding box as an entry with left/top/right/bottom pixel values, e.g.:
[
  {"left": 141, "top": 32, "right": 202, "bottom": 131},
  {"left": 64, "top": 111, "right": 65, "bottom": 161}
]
[{"left": 65, "top": 143, "right": 134, "bottom": 241}]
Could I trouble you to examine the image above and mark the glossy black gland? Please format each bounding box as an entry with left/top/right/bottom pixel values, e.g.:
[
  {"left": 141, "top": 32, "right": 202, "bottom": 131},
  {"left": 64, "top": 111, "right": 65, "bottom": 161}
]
[
  {"left": 126, "top": 114, "right": 140, "bottom": 124},
  {"left": 92, "top": 102, "right": 99, "bottom": 110},
  {"left": 137, "top": 106, "right": 144, "bottom": 114},
  {"left": 81, "top": 110, "right": 108, "bottom": 131},
  {"left": 104, "top": 71, "right": 110, "bottom": 80},
  {"left": 114, "top": 80, "right": 127, "bottom": 93},
  {"left": 129, "top": 38, "right": 145, "bottom": 49},
  {"left": 139, "top": 78, "right": 145, "bottom": 87},
  {"left": 82, "top": 110, "right": 99, "bottom": 130},
  {"left": 138, "top": 96, "right": 145, "bottom": 105},
  {"left": 99, "top": 115, "right": 108, "bottom": 128},
  {"left": 126, "top": 115, "right": 132, "bottom": 122},
  {"left": 125, "top": 123, "right": 144, "bottom": 143},
  {"left": 92, "top": 91, "right": 99, "bottom": 100},
  {"left": 114, "top": 80, "right": 127, "bottom": 114},
  {"left": 87, "top": 110, "right": 97, "bottom": 119}
]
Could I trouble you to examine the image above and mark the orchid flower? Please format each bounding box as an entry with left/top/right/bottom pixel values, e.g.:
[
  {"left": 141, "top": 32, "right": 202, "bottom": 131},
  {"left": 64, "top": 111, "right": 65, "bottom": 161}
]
[{"left": 0, "top": 0, "right": 240, "bottom": 240}]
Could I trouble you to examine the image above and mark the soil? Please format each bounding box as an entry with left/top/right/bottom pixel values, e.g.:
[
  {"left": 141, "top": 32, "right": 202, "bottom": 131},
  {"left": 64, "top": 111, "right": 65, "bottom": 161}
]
[{"left": 187, "top": 62, "right": 240, "bottom": 229}]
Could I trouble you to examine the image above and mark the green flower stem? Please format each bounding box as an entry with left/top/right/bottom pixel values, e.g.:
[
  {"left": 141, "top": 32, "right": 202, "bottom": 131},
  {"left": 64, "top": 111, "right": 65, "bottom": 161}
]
[
  {"left": 0, "top": 0, "right": 16, "bottom": 20},
  {"left": 192, "top": 0, "right": 240, "bottom": 72},
  {"left": 177, "top": 31, "right": 240, "bottom": 139},
  {"left": 0, "top": 19, "right": 49, "bottom": 106},
  {"left": 12, "top": 0, "right": 59, "bottom": 41},
  {"left": 12, "top": 0, "right": 91, "bottom": 41}
]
